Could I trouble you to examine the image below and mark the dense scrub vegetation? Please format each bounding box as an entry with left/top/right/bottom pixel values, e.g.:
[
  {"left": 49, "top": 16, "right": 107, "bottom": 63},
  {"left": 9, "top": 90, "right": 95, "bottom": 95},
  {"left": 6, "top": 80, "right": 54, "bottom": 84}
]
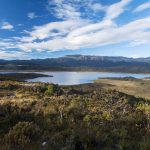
[{"left": 0, "top": 81, "right": 149, "bottom": 150}]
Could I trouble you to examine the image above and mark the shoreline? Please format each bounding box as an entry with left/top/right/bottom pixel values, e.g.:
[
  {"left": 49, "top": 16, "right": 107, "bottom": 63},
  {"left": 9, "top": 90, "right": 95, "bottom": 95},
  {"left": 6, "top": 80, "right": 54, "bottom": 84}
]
[{"left": 0, "top": 73, "right": 53, "bottom": 82}]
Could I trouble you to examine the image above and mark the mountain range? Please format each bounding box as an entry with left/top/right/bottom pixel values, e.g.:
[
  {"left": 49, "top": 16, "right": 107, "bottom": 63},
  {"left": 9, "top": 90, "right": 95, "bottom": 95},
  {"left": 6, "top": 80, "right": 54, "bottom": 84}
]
[{"left": 0, "top": 55, "right": 150, "bottom": 73}]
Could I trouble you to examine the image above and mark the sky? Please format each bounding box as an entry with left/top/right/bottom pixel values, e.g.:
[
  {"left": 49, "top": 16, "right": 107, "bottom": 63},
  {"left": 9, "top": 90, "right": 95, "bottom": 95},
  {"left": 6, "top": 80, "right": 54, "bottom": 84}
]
[{"left": 0, "top": 0, "right": 150, "bottom": 59}]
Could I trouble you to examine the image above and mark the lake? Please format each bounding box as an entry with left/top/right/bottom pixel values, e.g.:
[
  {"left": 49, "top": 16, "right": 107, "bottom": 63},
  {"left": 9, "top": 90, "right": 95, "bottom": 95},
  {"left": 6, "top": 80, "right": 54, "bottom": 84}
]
[{"left": 26, "top": 72, "right": 150, "bottom": 85}]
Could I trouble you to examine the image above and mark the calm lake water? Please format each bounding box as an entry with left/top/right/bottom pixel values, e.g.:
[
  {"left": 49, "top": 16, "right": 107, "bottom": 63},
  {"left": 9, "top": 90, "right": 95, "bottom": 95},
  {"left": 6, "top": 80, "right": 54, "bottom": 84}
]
[{"left": 25, "top": 72, "right": 150, "bottom": 85}]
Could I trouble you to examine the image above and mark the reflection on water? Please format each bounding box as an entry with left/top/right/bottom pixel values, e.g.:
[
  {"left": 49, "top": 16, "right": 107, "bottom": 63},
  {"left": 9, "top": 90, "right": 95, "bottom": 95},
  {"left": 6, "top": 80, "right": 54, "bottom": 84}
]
[{"left": 26, "top": 72, "right": 150, "bottom": 85}]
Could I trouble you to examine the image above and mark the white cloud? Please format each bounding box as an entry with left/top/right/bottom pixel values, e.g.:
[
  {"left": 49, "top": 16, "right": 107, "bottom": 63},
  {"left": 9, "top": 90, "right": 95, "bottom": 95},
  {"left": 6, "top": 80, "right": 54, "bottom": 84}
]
[
  {"left": 47, "top": 0, "right": 106, "bottom": 20},
  {"left": 89, "top": 3, "right": 106, "bottom": 12},
  {"left": 0, "top": 22, "right": 14, "bottom": 30},
  {"left": 104, "top": 0, "right": 132, "bottom": 20},
  {"left": 47, "top": 0, "right": 82, "bottom": 20},
  {"left": 67, "top": 17, "right": 150, "bottom": 47},
  {"left": 133, "top": 2, "right": 150, "bottom": 13},
  {"left": 20, "top": 19, "right": 89, "bottom": 42},
  {"left": 68, "top": 20, "right": 115, "bottom": 38},
  {"left": 0, "top": 50, "right": 25, "bottom": 59},
  {"left": 27, "top": 12, "right": 37, "bottom": 19},
  {"left": 0, "top": 40, "right": 16, "bottom": 50},
  {"left": 47, "top": 0, "right": 132, "bottom": 21}
]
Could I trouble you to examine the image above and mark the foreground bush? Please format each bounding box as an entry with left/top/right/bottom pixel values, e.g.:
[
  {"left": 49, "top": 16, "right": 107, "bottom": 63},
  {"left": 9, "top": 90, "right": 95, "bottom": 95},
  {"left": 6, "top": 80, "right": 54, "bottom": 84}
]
[{"left": 5, "top": 121, "right": 42, "bottom": 149}]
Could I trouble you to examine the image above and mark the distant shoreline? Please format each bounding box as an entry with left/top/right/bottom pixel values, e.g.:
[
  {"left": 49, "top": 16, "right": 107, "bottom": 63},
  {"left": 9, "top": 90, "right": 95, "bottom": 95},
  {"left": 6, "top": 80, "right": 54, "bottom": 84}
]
[
  {"left": 0, "top": 73, "right": 53, "bottom": 82},
  {"left": 0, "top": 69, "right": 150, "bottom": 74}
]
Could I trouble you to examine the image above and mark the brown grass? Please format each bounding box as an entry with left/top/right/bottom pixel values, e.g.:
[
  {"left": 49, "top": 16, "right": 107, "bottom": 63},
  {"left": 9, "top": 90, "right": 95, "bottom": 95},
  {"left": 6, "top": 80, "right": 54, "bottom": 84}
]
[{"left": 95, "top": 78, "right": 150, "bottom": 100}]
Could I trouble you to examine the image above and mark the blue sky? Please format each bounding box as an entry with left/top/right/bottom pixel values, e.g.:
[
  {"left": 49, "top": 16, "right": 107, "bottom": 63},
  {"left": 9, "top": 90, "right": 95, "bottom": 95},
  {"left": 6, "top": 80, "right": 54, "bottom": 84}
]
[{"left": 0, "top": 0, "right": 150, "bottom": 59}]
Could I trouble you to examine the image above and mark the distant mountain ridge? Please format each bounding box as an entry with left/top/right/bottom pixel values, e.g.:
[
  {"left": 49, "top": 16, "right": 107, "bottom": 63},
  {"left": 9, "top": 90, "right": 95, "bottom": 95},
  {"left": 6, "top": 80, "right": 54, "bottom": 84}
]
[{"left": 0, "top": 55, "right": 150, "bottom": 73}]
